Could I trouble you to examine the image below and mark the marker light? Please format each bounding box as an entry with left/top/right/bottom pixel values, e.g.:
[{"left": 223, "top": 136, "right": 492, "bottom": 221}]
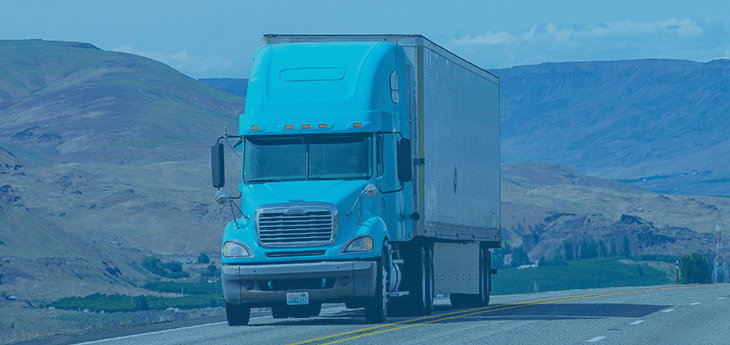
[
  {"left": 353, "top": 123, "right": 362, "bottom": 128},
  {"left": 251, "top": 126, "right": 259, "bottom": 130},
  {"left": 302, "top": 124, "right": 311, "bottom": 129},
  {"left": 285, "top": 125, "right": 294, "bottom": 129},
  {"left": 319, "top": 124, "right": 328, "bottom": 128}
]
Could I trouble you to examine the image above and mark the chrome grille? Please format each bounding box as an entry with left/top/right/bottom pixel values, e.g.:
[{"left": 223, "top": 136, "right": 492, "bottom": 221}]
[{"left": 256, "top": 203, "right": 337, "bottom": 248}]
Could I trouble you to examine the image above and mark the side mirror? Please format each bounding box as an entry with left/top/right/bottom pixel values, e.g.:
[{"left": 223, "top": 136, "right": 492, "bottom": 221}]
[
  {"left": 397, "top": 137, "right": 412, "bottom": 183},
  {"left": 212, "top": 143, "right": 225, "bottom": 188}
]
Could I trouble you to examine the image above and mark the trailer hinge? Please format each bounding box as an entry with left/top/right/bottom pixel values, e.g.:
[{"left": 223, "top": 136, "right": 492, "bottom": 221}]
[{"left": 413, "top": 158, "right": 425, "bottom": 165}]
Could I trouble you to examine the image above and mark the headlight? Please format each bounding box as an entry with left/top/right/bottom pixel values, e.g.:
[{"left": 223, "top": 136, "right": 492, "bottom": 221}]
[
  {"left": 340, "top": 235, "right": 374, "bottom": 254},
  {"left": 222, "top": 241, "right": 253, "bottom": 258}
]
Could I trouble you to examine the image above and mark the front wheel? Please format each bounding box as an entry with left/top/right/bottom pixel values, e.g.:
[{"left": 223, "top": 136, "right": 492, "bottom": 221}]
[
  {"left": 364, "top": 243, "right": 388, "bottom": 323},
  {"left": 226, "top": 302, "right": 251, "bottom": 326}
]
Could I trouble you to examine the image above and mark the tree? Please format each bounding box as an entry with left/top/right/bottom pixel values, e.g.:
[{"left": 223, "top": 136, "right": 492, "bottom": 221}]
[
  {"left": 510, "top": 246, "right": 531, "bottom": 267},
  {"left": 198, "top": 253, "right": 210, "bottom": 264},
  {"left": 680, "top": 253, "right": 711, "bottom": 284},
  {"left": 563, "top": 241, "right": 574, "bottom": 261},
  {"left": 609, "top": 237, "right": 617, "bottom": 257},
  {"left": 491, "top": 248, "right": 505, "bottom": 269},
  {"left": 599, "top": 240, "right": 608, "bottom": 258},
  {"left": 165, "top": 261, "right": 183, "bottom": 273},
  {"left": 621, "top": 236, "right": 631, "bottom": 257},
  {"left": 135, "top": 296, "right": 149, "bottom": 311}
]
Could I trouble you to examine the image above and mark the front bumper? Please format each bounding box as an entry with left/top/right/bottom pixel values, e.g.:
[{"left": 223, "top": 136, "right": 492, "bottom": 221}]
[{"left": 222, "top": 260, "right": 377, "bottom": 306}]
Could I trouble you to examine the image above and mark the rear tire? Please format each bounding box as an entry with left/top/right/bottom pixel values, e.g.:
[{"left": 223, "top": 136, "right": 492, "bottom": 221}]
[
  {"left": 365, "top": 244, "right": 388, "bottom": 323},
  {"left": 226, "top": 302, "right": 251, "bottom": 326},
  {"left": 409, "top": 242, "right": 433, "bottom": 316}
]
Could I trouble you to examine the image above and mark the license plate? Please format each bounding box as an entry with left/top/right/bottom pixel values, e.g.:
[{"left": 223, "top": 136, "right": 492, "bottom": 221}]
[{"left": 286, "top": 292, "right": 309, "bottom": 305}]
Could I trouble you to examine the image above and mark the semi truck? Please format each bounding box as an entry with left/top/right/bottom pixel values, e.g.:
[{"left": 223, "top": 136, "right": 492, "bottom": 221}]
[{"left": 211, "top": 34, "right": 500, "bottom": 326}]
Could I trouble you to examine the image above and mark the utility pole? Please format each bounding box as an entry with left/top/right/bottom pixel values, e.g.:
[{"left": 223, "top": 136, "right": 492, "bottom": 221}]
[
  {"left": 711, "top": 209, "right": 729, "bottom": 283},
  {"left": 676, "top": 260, "right": 679, "bottom": 285}
]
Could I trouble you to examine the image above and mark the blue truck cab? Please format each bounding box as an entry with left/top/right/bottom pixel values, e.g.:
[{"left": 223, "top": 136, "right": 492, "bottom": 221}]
[{"left": 212, "top": 35, "right": 501, "bottom": 326}]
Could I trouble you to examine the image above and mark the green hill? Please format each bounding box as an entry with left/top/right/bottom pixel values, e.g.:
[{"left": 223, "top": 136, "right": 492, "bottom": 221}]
[{"left": 0, "top": 40, "right": 245, "bottom": 304}]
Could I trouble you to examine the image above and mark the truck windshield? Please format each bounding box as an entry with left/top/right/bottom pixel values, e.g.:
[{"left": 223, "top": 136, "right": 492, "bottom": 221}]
[{"left": 244, "top": 134, "right": 372, "bottom": 183}]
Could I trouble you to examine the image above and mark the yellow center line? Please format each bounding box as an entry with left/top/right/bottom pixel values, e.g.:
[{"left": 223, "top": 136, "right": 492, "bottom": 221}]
[
  {"left": 287, "top": 293, "right": 608, "bottom": 345},
  {"left": 291, "top": 285, "right": 700, "bottom": 345}
]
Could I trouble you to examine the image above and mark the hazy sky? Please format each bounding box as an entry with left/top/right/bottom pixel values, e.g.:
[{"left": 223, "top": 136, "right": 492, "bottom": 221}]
[{"left": 2, "top": 0, "right": 729, "bottom": 79}]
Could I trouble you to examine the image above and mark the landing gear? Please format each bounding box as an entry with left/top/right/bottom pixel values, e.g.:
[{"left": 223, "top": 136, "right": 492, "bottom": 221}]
[{"left": 225, "top": 302, "right": 251, "bottom": 326}]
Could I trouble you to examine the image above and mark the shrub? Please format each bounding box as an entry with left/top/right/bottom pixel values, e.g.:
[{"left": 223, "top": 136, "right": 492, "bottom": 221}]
[
  {"left": 142, "top": 280, "right": 222, "bottom": 295},
  {"left": 142, "top": 256, "right": 189, "bottom": 279},
  {"left": 197, "top": 253, "right": 210, "bottom": 264}
]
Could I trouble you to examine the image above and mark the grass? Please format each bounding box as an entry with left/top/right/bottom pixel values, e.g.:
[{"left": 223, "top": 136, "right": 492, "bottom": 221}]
[{"left": 492, "top": 257, "right": 671, "bottom": 295}]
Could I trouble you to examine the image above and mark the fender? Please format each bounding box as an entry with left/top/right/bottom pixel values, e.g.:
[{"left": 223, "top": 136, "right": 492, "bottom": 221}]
[{"left": 356, "top": 215, "right": 389, "bottom": 257}]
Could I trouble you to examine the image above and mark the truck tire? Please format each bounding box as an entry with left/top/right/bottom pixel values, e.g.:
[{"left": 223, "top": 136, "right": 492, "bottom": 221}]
[
  {"left": 364, "top": 245, "right": 388, "bottom": 323},
  {"left": 449, "top": 246, "right": 489, "bottom": 308},
  {"left": 410, "top": 243, "right": 433, "bottom": 316},
  {"left": 226, "top": 302, "right": 251, "bottom": 326}
]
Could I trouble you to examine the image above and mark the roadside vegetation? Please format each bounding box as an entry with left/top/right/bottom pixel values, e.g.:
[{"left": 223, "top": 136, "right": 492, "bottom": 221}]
[
  {"left": 491, "top": 238, "right": 714, "bottom": 295},
  {"left": 492, "top": 257, "right": 669, "bottom": 295},
  {"left": 48, "top": 293, "right": 223, "bottom": 312},
  {"left": 43, "top": 254, "right": 222, "bottom": 313}
]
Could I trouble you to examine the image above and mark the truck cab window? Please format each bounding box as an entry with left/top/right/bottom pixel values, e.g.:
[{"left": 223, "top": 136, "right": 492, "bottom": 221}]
[{"left": 244, "top": 134, "right": 372, "bottom": 183}]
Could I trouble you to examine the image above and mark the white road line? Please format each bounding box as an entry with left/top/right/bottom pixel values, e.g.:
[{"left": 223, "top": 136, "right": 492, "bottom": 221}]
[
  {"left": 72, "top": 321, "right": 228, "bottom": 345},
  {"left": 690, "top": 302, "right": 701, "bottom": 305},
  {"left": 718, "top": 297, "right": 727, "bottom": 300},
  {"left": 630, "top": 320, "right": 645, "bottom": 325},
  {"left": 586, "top": 336, "right": 606, "bottom": 342},
  {"left": 662, "top": 309, "right": 675, "bottom": 313}
]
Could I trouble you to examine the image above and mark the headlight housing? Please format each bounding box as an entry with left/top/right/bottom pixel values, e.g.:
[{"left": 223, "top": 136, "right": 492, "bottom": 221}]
[
  {"left": 340, "top": 235, "right": 374, "bottom": 254},
  {"left": 222, "top": 240, "right": 254, "bottom": 258}
]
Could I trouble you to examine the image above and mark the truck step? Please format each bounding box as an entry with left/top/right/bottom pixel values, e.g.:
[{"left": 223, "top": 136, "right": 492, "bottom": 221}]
[{"left": 387, "top": 291, "right": 409, "bottom": 298}]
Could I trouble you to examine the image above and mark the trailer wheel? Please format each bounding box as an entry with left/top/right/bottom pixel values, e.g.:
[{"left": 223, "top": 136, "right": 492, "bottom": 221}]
[
  {"left": 365, "top": 244, "right": 388, "bottom": 323},
  {"left": 226, "top": 302, "right": 251, "bottom": 326}
]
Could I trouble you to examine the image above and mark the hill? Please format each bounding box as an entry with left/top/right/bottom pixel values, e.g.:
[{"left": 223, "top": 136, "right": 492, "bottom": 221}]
[
  {"left": 501, "top": 161, "right": 729, "bottom": 261},
  {"left": 0, "top": 40, "right": 245, "bottom": 303},
  {"left": 494, "top": 59, "right": 730, "bottom": 196},
  {"left": 199, "top": 78, "right": 248, "bottom": 98}
]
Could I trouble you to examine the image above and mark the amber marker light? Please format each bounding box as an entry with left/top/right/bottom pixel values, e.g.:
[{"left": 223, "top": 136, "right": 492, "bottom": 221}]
[
  {"left": 319, "top": 124, "right": 328, "bottom": 128},
  {"left": 250, "top": 126, "right": 259, "bottom": 130},
  {"left": 285, "top": 125, "right": 294, "bottom": 129},
  {"left": 353, "top": 123, "right": 362, "bottom": 128},
  {"left": 302, "top": 124, "right": 311, "bottom": 129}
]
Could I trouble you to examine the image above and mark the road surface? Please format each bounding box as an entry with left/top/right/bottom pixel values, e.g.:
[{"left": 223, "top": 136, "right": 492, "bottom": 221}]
[{"left": 26, "top": 284, "right": 730, "bottom": 345}]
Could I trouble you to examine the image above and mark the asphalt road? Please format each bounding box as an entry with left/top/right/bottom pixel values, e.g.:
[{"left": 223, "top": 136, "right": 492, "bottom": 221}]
[{"left": 38, "top": 284, "right": 730, "bottom": 345}]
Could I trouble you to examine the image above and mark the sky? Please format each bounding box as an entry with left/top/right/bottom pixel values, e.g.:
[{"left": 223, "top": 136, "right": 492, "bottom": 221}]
[{"left": 2, "top": 0, "right": 730, "bottom": 79}]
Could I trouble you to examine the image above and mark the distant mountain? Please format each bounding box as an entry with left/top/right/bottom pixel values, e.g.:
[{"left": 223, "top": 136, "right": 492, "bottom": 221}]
[
  {"left": 494, "top": 59, "right": 730, "bottom": 196},
  {"left": 199, "top": 78, "right": 248, "bottom": 99},
  {"left": 0, "top": 40, "right": 245, "bottom": 301},
  {"left": 501, "top": 161, "right": 728, "bottom": 261}
]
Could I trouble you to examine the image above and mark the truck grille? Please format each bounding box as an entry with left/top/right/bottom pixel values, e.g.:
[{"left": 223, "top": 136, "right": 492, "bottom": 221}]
[{"left": 256, "top": 202, "right": 337, "bottom": 248}]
